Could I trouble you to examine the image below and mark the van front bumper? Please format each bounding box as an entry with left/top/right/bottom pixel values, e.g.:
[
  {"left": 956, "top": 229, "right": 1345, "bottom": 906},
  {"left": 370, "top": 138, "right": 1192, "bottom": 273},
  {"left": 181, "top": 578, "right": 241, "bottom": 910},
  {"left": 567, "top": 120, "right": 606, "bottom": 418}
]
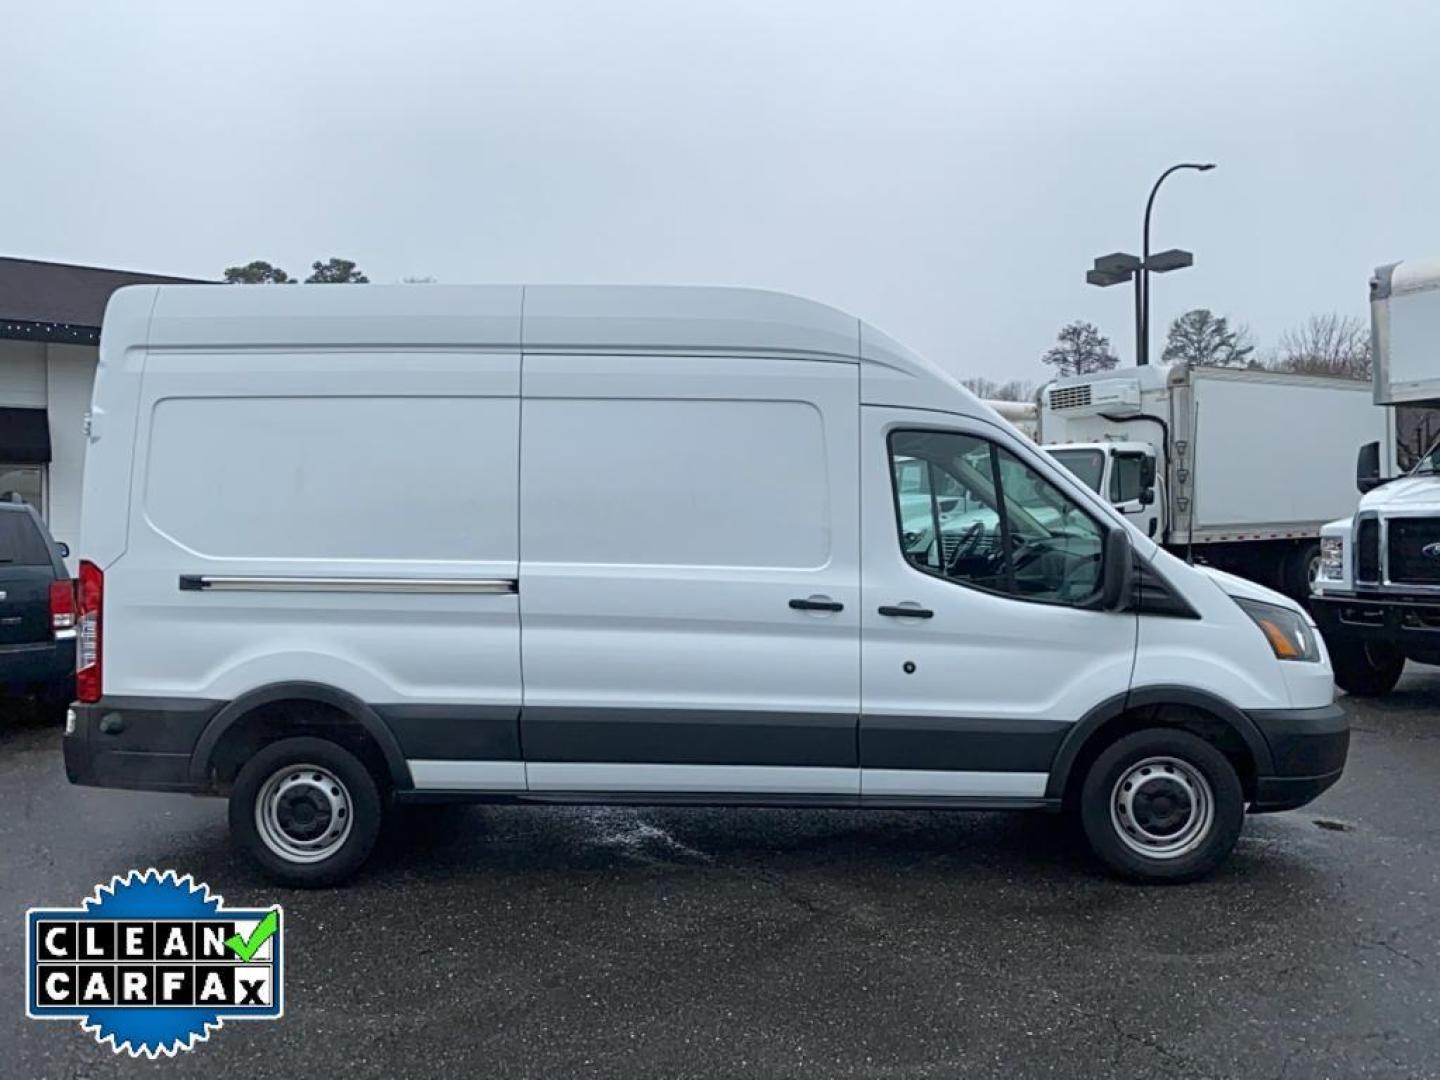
[
  {"left": 1247, "top": 702, "right": 1349, "bottom": 813},
  {"left": 63, "top": 698, "right": 216, "bottom": 793}
]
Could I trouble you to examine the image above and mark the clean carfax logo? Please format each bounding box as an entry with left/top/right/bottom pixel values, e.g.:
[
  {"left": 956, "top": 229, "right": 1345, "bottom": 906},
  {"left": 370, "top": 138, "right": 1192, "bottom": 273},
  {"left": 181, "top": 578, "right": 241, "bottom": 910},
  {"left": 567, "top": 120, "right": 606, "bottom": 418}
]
[{"left": 26, "top": 869, "right": 283, "bottom": 1058}]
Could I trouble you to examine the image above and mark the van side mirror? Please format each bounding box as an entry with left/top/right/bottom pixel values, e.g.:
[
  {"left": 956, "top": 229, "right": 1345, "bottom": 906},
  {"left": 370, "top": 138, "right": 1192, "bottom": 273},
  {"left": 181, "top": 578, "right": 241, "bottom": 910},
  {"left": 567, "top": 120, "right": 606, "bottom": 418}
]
[
  {"left": 1100, "top": 527, "right": 1134, "bottom": 612},
  {"left": 1139, "top": 486, "right": 1155, "bottom": 507},
  {"left": 1356, "top": 441, "right": 1382, "bottom": 493},
  {"left": 56, "top": 541, "right": 70, "bottom": 559},
  {"left": 1139, "top": 455, "right": 1157, "bottom": 489}
]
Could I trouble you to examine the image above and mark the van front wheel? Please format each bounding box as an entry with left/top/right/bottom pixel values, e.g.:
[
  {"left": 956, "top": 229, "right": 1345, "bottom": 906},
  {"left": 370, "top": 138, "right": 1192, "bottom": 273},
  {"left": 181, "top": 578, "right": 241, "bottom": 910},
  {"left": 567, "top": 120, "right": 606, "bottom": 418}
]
[
  {"left": 1328, "top": 638, "right": 1404, "bottom": 697},
  {"left": 1079, "top": 728, "right": 1245, "bottom": 883},
  {"left": 229, "top": 737, "right": 383, "bottom": 887}
]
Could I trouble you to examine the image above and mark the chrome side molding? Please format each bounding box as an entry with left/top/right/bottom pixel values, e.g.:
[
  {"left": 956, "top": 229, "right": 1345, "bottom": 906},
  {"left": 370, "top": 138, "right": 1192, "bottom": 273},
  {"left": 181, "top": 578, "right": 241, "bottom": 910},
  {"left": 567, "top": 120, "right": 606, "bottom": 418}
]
[{"left": 178, "top": 575, "right": 517, "bottom": 594}]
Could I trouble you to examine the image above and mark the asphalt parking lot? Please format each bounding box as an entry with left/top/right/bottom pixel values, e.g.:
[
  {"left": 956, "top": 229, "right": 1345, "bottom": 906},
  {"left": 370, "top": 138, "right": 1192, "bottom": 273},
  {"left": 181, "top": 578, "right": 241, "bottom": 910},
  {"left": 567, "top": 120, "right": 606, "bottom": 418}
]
[{"left": 3, "top": 680, "right": 1439, "bottom": 1079}]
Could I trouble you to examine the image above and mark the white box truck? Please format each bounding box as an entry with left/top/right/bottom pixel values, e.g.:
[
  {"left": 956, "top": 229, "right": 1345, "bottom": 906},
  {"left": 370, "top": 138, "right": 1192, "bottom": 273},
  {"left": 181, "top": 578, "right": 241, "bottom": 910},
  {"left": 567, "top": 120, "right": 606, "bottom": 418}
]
[
  {"left": 1039, "top": 363, "right": 1390, "bottom": 601},
  {"left": 1312, "top": 259, "right": 1440, "bottom": 695},
  {"left": 65, "top": 283, "right": 1344, "bottom": 885}
]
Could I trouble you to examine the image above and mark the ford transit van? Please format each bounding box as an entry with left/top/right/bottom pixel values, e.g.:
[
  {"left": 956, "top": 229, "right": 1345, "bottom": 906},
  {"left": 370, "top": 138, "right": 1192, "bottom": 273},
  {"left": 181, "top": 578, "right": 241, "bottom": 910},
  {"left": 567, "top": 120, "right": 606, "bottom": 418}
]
[{"left": 64, "top": 284, "right": 1347, "bottom": 885}]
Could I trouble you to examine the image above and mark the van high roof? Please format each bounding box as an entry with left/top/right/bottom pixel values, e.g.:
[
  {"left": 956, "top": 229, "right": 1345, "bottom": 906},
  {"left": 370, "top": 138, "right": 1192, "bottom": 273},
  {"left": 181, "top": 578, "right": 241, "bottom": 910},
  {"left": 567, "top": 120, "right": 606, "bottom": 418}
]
[
  {"left": 108, "top": 282, "right": 905, "bottom": 364},
  {"left": 101, "top": 282, "right": 983, "bottom": 417}
]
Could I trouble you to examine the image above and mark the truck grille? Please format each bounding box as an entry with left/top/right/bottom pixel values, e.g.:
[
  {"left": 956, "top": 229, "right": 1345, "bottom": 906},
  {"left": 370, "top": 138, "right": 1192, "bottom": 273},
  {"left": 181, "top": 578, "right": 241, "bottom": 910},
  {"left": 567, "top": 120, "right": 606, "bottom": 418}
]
[
  {"left": 1388, "top": 519, "right": 1440, "bottom": 585},
  {"left": 1356, "top": 517, "right": 1380, "bottom": 583},
  {"left": 1047, "top": 384, "right": 1091, "bottom": 411}
]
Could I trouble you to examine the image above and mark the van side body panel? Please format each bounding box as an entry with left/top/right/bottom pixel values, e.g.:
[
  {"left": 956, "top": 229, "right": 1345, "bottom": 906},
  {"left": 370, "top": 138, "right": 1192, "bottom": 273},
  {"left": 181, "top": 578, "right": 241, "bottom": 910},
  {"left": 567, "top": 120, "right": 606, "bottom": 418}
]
[
  {"left": 517, "top": 352, "right": 863, "bottom": 791},
  {"left": 105, "top": 343, "right": 525, "bottom": 758}
]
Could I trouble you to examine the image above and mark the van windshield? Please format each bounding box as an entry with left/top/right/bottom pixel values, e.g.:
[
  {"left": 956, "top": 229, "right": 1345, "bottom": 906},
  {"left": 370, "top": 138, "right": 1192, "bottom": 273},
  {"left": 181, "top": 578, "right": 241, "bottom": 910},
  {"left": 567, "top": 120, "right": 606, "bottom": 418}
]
[{"left": 1048, "top": 448, "right": 1105, "bottom": 494}]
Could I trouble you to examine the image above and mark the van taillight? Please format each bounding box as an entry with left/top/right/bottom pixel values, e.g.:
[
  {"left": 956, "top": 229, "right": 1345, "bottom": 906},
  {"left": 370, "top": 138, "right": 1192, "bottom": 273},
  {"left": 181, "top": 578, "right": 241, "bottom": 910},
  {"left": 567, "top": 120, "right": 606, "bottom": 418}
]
[
  {"left": 76, "top": 560, "right": 103, "bottom": 703},
  {"left": 49, "top": 580, "right": 76, "bottom": 634}
]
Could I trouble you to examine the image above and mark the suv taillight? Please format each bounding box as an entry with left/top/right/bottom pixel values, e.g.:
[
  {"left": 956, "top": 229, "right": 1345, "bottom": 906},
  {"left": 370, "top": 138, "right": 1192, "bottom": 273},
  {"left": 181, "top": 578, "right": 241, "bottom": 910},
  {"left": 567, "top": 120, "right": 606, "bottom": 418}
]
[
  {"left": 76, "top": 560, "right": 103, "bottom": 703},
  {"left": 49, "top": 579, "right": 76, "bottom": 635}
]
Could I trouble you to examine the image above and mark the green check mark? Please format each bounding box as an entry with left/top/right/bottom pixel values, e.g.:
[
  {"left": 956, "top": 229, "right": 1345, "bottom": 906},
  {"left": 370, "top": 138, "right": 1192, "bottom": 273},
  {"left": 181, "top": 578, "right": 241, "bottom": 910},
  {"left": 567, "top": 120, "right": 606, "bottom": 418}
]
[{"left": 225, "top": 909, "right": 279, "bottom": 962}]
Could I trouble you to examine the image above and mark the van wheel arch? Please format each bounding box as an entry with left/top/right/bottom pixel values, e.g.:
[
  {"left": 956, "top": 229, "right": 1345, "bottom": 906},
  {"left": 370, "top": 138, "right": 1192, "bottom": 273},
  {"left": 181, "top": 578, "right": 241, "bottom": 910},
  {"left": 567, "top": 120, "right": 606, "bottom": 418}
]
[
  {"left": 190, "top": 682, "right": 413, "bottom": 793},
  {"left": 1048, "top": 687, "right": 1274, "bottom": 805}
]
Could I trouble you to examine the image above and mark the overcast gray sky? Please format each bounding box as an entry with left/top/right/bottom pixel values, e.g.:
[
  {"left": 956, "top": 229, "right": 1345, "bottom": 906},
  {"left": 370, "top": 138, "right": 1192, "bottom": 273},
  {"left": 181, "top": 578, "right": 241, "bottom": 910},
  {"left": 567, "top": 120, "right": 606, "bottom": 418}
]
[{"left": 4, "top": 1, "right": 1437, "bottom": 382}]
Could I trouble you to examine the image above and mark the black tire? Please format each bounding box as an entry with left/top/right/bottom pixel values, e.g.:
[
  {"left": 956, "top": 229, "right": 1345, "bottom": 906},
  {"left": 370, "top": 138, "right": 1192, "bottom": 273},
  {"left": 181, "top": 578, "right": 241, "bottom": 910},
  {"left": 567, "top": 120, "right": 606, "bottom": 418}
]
[
  {"left": 1079, "top": 728, "right": 1245, "bottom": 884},
  {"left": 1329, "top": 638, "right": 1405, "bottom": 697},
  {"left": 229, "top": 736, "right": 383, "bottom": 888},
  {"left": 1281, "top": 542, "right": 1321, "bottom": 604}
]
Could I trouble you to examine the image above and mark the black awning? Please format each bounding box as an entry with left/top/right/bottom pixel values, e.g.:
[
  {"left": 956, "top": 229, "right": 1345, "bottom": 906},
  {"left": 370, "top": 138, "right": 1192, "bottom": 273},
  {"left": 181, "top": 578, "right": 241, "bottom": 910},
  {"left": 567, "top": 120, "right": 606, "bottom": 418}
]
[{"left": 0, "top": 408, "right": 51, "bottom": 463}]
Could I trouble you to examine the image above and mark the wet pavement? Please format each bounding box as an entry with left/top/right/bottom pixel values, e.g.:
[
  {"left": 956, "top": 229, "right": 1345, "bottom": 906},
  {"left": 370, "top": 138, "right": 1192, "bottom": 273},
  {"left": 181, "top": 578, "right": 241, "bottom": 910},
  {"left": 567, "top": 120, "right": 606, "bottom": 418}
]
[{"left": 3, "top": 675, "right": 1439, "bottom": 1079}]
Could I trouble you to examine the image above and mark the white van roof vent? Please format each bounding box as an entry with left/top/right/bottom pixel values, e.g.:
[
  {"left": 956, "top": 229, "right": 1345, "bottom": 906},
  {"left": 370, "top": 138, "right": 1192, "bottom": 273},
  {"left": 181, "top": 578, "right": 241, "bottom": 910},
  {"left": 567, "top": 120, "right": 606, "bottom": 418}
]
[{"left": 1047, "top": 378, "right": 1141, "bottom": 416}]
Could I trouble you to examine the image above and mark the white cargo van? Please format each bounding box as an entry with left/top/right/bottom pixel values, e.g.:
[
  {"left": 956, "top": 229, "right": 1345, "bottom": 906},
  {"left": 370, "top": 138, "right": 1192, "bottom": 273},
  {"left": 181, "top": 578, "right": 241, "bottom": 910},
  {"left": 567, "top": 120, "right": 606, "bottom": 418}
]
[{"left": 65, "top": 284, "right": 1346, "bottom": 885}]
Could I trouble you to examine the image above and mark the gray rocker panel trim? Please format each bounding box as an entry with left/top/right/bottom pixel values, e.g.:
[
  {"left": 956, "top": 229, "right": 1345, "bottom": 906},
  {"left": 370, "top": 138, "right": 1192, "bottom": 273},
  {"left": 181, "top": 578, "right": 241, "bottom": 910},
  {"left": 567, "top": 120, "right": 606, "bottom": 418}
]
[{"left": 521, "top": 706, "right": 859, "bottom": 768}]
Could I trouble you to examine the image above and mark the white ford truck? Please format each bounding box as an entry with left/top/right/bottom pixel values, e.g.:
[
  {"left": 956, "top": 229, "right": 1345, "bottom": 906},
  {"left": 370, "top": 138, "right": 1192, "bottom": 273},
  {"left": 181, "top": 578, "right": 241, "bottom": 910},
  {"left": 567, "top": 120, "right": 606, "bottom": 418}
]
[
  {"left": 1312, "top": 259, "right": 1440, "bottom": 695},
  {"left": 1040, "top": 362, "right": 1389, "bottom": 603}
]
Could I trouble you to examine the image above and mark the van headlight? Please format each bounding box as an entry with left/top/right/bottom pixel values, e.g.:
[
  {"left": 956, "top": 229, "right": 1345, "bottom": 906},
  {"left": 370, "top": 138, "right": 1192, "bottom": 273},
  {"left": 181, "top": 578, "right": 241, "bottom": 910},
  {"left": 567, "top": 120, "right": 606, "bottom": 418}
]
[
  {"left": 1320, "top": 537, "right": 1344, "bottom": 579},
  {"left": 1233, "top": 597, "right": 1320, "bottom": 662}
]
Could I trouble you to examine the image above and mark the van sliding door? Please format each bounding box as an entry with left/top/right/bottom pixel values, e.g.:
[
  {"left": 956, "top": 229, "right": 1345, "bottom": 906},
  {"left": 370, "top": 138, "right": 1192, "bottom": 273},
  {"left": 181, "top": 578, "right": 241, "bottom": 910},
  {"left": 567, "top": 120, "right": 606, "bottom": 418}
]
[{"left": 518, "top": 354, "right": 862, "bottom": 797}]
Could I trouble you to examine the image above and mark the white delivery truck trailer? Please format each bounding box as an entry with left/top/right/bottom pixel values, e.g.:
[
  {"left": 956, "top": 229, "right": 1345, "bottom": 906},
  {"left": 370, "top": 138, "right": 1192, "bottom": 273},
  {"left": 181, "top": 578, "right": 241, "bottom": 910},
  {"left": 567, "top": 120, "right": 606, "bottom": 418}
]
[
  {"left": 1040, "top": 363, "right": 1390, "bottom": 601},
  {"left": 1312, "top": 259, "right": 1440, "bottom": 695},
  {"left": 982, "top": 399, "right": 1038, "bottom": 440}
]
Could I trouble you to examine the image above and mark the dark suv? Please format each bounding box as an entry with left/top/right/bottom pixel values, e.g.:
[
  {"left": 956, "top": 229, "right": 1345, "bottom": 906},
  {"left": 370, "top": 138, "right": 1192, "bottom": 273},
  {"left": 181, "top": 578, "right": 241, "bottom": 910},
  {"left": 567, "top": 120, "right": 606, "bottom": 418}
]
[{"left": 0, "top": 501, "right": 74, "bottom": 715}]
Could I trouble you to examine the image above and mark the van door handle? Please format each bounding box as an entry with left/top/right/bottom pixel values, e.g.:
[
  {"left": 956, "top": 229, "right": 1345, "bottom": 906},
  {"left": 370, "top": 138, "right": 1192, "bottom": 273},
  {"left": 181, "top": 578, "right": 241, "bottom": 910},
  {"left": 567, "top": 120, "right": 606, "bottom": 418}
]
[
  {"left": 878, "top": 605, "right": 934, "bottom": 619},
  {"left": 789, "top": 597, "right": 844, "bottom": 612}
]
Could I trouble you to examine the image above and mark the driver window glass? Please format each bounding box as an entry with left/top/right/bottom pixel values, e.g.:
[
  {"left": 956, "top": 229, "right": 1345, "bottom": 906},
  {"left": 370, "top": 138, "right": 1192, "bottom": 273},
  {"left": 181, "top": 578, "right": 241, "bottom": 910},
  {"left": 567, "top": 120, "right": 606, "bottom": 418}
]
[
  {"left": 993, "top": 446, "right": 1105, "bottom": 602},
  {"left": 889, "top": 431, "right": 1105, "bottom": 606},
  {"left": 1109, "top": 454, "right": 1144, "bottom": 504}
]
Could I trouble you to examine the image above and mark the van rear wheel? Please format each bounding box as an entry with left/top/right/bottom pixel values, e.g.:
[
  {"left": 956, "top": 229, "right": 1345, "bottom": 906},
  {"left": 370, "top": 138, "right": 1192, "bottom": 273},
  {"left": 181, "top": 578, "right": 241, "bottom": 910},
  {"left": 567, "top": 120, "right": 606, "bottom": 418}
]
[
  {"left": 229, "top": 736, "right": 382, "bottom": 887},
  {"left": 1079, "top": 728, "right": 1245, "bottom": 883}
]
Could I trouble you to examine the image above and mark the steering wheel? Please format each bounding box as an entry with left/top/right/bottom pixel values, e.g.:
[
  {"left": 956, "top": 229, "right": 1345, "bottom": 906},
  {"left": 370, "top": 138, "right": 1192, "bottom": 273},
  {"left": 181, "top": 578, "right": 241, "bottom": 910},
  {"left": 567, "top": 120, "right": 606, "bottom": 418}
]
[
  {"left": 1009, "top": 534, "right": 1052, "bottom": 574},
  {"left": 943, "top": 521, "right": 986, "bottom": 574}
]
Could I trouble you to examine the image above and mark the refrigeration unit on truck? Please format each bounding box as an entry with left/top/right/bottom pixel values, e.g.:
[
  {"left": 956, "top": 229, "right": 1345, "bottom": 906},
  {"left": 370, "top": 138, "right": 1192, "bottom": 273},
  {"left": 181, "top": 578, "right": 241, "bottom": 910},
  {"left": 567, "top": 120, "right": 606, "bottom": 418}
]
[
  {"left": 1312, "top": 258, "right": 1440, "bottom": 696},
  {"left": 1039, "top": 363, "right": 1390, "bottom": 601}
]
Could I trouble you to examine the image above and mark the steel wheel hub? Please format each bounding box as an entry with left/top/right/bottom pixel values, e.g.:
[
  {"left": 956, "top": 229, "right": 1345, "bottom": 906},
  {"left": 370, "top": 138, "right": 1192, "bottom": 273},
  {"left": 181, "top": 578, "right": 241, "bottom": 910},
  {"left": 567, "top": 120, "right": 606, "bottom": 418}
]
[
  {"left": 1110, "top": 755, "right": 1215, "bottom": 860},
  {"left": 255, "top": 763, "right": 354, "bottom": 864}
]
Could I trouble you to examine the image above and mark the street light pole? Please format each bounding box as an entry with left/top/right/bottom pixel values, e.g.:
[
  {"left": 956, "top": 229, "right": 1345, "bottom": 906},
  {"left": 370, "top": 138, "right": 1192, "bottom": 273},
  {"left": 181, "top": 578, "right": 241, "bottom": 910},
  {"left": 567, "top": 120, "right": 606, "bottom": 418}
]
[
  {"left": 1139, "top": 162, "right": 1215, "bottom": 365},
  {"left": 1133, "top": 270, "right": 1143, "bottom": 372}
]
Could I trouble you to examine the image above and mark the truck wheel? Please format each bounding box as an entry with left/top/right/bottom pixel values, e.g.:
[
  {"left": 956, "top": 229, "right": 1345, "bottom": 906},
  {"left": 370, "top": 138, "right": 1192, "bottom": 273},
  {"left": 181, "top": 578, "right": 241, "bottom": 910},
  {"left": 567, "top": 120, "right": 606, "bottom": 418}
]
[
  {"left": 1329, "top": 639, "right": 1405, "bottom": 697},
  {"left": 1282, "top": 542, "right": 1321, "bottom": 603},
  {"left": 229, "top": 737, "right": 383, "bottom": 887},
  {"left": 1079, "top": 728, "right": 1245, "bottom": 883}
]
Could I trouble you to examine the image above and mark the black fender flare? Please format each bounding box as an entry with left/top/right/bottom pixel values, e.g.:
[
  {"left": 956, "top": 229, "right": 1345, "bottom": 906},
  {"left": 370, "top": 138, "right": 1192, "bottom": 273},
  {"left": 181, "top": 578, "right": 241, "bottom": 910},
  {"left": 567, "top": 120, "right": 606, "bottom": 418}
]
[
  {"left": 188, "top": 681, "right": 413, "bottom": 790},
  {"left": 1045, "top": 685, "right": 1276, "bottom": 800}
]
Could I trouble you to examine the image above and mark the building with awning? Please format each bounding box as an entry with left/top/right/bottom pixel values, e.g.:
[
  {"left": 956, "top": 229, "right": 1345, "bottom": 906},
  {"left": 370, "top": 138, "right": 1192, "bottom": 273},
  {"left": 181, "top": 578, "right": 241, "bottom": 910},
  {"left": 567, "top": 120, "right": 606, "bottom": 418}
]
[{"left": 1, "top": 257, "right": 205, "bottom": 558}]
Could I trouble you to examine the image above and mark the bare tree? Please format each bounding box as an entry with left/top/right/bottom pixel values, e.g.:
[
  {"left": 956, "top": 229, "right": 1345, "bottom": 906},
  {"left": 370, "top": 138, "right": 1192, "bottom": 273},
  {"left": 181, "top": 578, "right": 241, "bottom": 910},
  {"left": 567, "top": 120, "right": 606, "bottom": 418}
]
[
  {"left": 961, "top": 376, "right": 1000, "bottom": 399},
  {"left": 1041, "top": 321, "right": 1119, "bottom": 377},
  {"left": 1270, "top": 313, "right": 1372, "bottom": 380},
  {"left": 961, "top": 377, "right": 1037, "bottom": 402},
  {"left": 996, "top": 378, "right": 1036, "bottom": 402}
]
